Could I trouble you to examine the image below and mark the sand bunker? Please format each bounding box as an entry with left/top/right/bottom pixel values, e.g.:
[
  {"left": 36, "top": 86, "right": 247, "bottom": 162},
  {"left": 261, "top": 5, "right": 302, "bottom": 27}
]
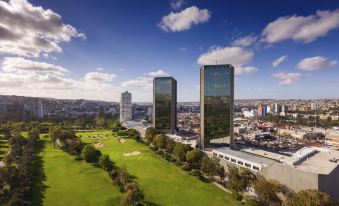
[
  {"left": 119, "top": 138, "right": 126, "bottom": 143},
  {"left": 123, "top": 151, "right": 141, "bottom": 157},
  {"left": 94, "top": 143, "right": 104, "bottom": 148}
]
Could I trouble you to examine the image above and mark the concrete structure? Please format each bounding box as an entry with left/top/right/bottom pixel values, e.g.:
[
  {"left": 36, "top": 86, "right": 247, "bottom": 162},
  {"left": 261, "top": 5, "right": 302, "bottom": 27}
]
[
  {"left": 200, "top": 64, "right": 234, "bottom": 149},
  {"left": 213, "top": 146, "right": 339, "bottom": 199},
  {"left": 274, "top": 103, "right": 282, "bottom": 113},
  {"left": 153, "top": 77, "right": 177, "bottom": 134},
  {"left": 120, "top": 91, "right": 132, "bottom": 122}
]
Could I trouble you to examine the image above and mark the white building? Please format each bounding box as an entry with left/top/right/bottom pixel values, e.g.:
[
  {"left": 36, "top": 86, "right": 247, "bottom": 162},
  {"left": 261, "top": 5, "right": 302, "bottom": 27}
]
[
  {"left": 120, "top": 91, "right": 132, "bottom": 122},
  {"left": 311, "top": 102, "right": 319, "bottom": 110},
  {"left": 243, "top": 110, "right": 257, "bottom": 118}
]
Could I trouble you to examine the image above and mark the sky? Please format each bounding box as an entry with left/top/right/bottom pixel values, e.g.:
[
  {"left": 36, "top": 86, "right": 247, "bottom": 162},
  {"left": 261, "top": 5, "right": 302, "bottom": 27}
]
[{"left": 0, "top": 0, "right": 339, "bottom": 102}]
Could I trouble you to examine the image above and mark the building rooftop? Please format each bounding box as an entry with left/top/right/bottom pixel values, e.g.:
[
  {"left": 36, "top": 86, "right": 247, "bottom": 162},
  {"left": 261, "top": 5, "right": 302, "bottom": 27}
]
[{"left": 213, "top": 147, "right": 274, "bottom": 166}]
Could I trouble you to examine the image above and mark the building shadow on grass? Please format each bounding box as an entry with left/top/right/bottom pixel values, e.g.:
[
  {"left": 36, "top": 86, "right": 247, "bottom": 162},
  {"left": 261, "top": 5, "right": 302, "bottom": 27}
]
[{"left": 31, "top": 140, "right": 49, "bottom": 206}]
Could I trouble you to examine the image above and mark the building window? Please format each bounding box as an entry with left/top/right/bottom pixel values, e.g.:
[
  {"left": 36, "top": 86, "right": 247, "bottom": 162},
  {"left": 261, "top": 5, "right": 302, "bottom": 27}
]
[
  {"left": 225, "top": 156, "right": 229, "bottom": 160},
  {"left": 245, "top": 163, "right": 251, "bottom": 168},
  {"left": 213, "top": 153, "right": 217, "bottom": 156},
  {"left": 231, "top": 159, "right": 236, "bottom": 163},
  {"left": 218, "top": 154, "right": 224, "bottom": 158},
  {"left": 253, "top": 166, "right": 260, "bottom": 171},
  {"left": 237, "top": 161, "right": 243, "bottom": 165}
]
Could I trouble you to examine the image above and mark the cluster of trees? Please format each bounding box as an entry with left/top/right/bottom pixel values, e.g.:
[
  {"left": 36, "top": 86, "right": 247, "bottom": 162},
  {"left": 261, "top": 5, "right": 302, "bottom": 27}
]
[
  {"left": 0, "top": 127, "right": 40, "bottom": 205},
  {"left": 142, "top": 128, "right": 225, "bottom": 182},
  {"left": 48, "top": 126, "right": 83, "bottom": 154}
]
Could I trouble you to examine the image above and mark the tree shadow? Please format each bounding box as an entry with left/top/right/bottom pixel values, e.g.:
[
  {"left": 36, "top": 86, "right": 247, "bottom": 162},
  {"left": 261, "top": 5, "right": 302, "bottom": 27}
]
[
  {"left": 142, "top": 200, "right": 161, "bottom": 206},
  {"left": 30, "top": 140, "right": 49, "bottom": 206}
]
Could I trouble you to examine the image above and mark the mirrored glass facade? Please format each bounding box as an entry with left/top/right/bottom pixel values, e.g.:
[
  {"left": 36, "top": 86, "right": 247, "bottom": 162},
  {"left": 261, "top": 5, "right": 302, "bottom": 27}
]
[
  {"left": 200, "top": 65, "right": 234, "bottom": 149},
  {"left": 153, "top": 77, "right": 177, "bottom": 134}
]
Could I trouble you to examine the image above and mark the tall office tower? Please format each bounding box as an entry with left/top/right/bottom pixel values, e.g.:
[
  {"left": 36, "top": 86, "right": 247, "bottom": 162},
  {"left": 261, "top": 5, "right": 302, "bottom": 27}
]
[
  {"left": 120, "top": 91, "right": 132, "bottom": 122},
  {"left": 258, "top": 104, "right": 268, "bottom": 117},
  {"left": 274, "top": 103, "right": 282, "bottom": 113},
  {"left": 200, "top": 64, "right": 234, "bottom": 149},
  {"left": 281, "top": 105, "right": 288, "bottom": 113},
  {"left": 153, "top": 77, "right": 177, "bottom": 134},
  {"left": 32, "top": 100, "right": 43, "bottom": 118}
]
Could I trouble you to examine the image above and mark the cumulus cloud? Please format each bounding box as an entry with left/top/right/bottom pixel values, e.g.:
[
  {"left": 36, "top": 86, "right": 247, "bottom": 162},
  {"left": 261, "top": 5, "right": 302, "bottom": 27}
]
[
  {"left": 159, "top": 6, "right": 210, "bottom": 32},
  {"left": 297, "top": 56, "right": 337, "bottom": 71},
  {"left": 1, "top": 57, "right": 68, "bottom": 75},
  {"left": 0, "top": 0, "right": 85, "bottom": 57},
  {"left": 272, "top": 55, "right": 288, "bottom": 67},
  {"left": 262, "top": 9, "right": 339, "bottom": 43},
  {"left": 121, "top": 69, "right": 170, "bottom": 89},
  {"left": 84, "top": 72, "right": 116, "bottom": 82},
  {"left": 273, "top": 72, "right": 301, "bottom": 85},
  {"left": 170, "top": 0, "right": 184, "bottom": 9},
  {"left": 197, "top": 46, "right": 258, "bottom": 75},
  {"left": 231, "top": 35, "right": 257, "bottom": 47},
  {"left": 0, "top": 58, "right": 122, "bottom": 101},
  {"left": 147, "top": 69, "right": 169, "bottom": 77}
]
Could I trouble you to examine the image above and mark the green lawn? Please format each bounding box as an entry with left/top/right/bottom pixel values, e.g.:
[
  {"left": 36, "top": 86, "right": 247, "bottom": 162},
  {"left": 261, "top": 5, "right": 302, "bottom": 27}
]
[
  {"left": 0, "top": 134, "right": 9, "bottom": 161},
  {"left": 32, "top": 138, "right": 122, "bottom": 206},
  {"left": 79, "top": 130, "right": 239, "bottom": 206}
]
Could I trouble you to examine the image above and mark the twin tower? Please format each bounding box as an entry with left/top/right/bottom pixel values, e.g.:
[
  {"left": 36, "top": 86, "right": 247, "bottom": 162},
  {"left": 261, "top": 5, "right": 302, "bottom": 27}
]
[{"left": 153, "top": 64, "right": 234, "bottom": 149}]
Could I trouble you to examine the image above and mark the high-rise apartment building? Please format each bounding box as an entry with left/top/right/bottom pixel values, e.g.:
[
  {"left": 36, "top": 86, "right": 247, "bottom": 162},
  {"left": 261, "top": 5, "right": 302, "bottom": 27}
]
[
  {"left": 32, "top": 100, "right": 43, "bottom": 118},
  {"left": 200, "top": 64, "right": 234, "bottom": 149},
  {"left": 274, "top": 103, "right": 282, "bottom": 113},
  {"left": 153, "top": 77, "right": 177, "bottom": 134},
  {"left": 258, "top": 104, "right": 268, "bottom": 117},
  {"left": 120, "top": 91, "right": 132, "bottom": 122}
]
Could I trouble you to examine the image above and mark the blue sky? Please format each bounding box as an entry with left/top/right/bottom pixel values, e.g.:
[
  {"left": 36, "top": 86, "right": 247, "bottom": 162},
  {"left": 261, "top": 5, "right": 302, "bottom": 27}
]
[{"left": 0, "top": 0, "right": 338, "bottom": 101}]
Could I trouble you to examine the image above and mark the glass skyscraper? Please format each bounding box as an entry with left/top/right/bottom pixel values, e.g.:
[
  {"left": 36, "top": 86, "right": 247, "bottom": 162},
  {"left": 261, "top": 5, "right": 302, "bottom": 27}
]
[
  {"left": 200, "top": 65, "right": 234, "bottom": 149},
  {"left": 153, "top": 77, "right": 177, "bottom": 134}
]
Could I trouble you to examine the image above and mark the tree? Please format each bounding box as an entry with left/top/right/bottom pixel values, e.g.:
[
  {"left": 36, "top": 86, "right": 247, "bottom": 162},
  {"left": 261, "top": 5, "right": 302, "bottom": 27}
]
[
  {"left": 144, "top": 127, "right": 157, "bottom": 143},
  {"left": 173, "top": 143, "right": 187, "bottom": 162},
  {"left": 27, "top": 127, "right": 40, "bottom": 140},
  {"left": 118, "top": 165, "right": 129, "bottom": 187},
  {"left": 165, "top": 138, "right": 176, "bottom": 153},
  {"left": 186, "top": 148, "right": 203, "bottom": 168},
  {"left": 49, "top": 126, "right": 63, "bottom": 148},
  {"left": 227, "top": 165, "right": 256, "bottom": 192},
  {"left": 122, "top": 182, "right": 144, "bottom": 206},
  {"left": 99, "top": 155, "right": 114, "bottom": 171},
  {"left": 81, "top": 145, "right": 101, "bottom": 163},
  {"left": 217, "top": 165, "right": 226, "bottom": 184},
  {"left": 127, "top": 129, "right": 141, "bottom": 142},
  {"left": 284, "top": 189, "right": 333, "bottom": 206},
  {"left": 200, "top": 156, "right": 219, "bottom": 176},
  {"left": 153, "top": 134, "right": 167, "bottom": 149},
  {"left": 252, "top": 179, "right": 282, "bottom": 206},
  {"left": 95, "top": 116, "right": 107, "bottom": 128}
]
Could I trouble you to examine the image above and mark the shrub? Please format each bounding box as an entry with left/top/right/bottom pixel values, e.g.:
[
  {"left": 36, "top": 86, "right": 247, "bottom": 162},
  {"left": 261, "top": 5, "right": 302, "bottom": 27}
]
[
  {"left": 231, "top": 190, "right": 243, "bottom": 201},
  {"left": 181, "top": 163, "right": 192, "bottom": 171},
  {"left": 151, "top": 146, "right": 158, "bottom": 151},
  {"left": 189, "top": 169, "right": 201, "bottom": 177},
  {"left": 99, "top": 155, "right": 114, "bottom": 171},
  {"left": 81, "top": 145, "right": 101, "bottom": 163},
  {"left": 156, "top": 149, "right": 164, "bottom": 155},
  {"left": 109, "top": 169, "right": 119, "bottom": 179}
]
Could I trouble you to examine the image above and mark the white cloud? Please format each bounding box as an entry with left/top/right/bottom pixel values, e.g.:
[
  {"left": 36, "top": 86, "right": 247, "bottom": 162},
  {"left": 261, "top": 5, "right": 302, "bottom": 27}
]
[
  {"left": 1, "top": 57, "right": 68, "bottom": 75},
  {"left": 0, "top": 0, "right": 85, "bottom": 57},
  {"left": 197, "top": 46, "right": 258, "bottom": 75},
  {"left": 159, "top": 6, "right": 210, "bottom": 32},
  {"left": 272, "top": 55, "right": 288, "bottom": 67},
  {"left": 121, "top": 69, "right": 170, "bottom": 89},
  {"left": 147, "top": 69, "right": 169, "bottom": 77},
  {"left": 273, "top": 72, "right": 301, "bottom": 85},
  {"left": 262, "top": 9, "right": 339, "bottom": 43},
  {"left": 84, "top": 72, "right": 116, "bottom": 82},
  {"left": 0, "top": 58, "right": 122, "bottom": 101},
  {"left": 231, "top": 35, "right": 257, "bottom": 47},
  {"left": 297, "top": 56, "right": 337, "bottom": 71},
  {"left": 96, "top": 68, "right": 104, "bottom": 71},
  {"left": 170, "top": 0, "right": 184, "bottom": 9}
]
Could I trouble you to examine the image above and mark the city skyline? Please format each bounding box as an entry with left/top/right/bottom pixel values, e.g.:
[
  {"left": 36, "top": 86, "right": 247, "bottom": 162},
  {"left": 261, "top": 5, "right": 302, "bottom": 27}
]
[{"left": 0, "top": 0, "right": 339, "bottom": 102}]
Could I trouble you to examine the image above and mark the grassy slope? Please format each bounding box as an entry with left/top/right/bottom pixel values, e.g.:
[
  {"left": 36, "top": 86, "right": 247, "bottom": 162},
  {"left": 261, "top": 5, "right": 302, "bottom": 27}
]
[
  {"left": 32, "top": 138, "right": 122, "bottom": 206},
  {"left": 80, "top": 130, "right": 239, "bottom": 206}
]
